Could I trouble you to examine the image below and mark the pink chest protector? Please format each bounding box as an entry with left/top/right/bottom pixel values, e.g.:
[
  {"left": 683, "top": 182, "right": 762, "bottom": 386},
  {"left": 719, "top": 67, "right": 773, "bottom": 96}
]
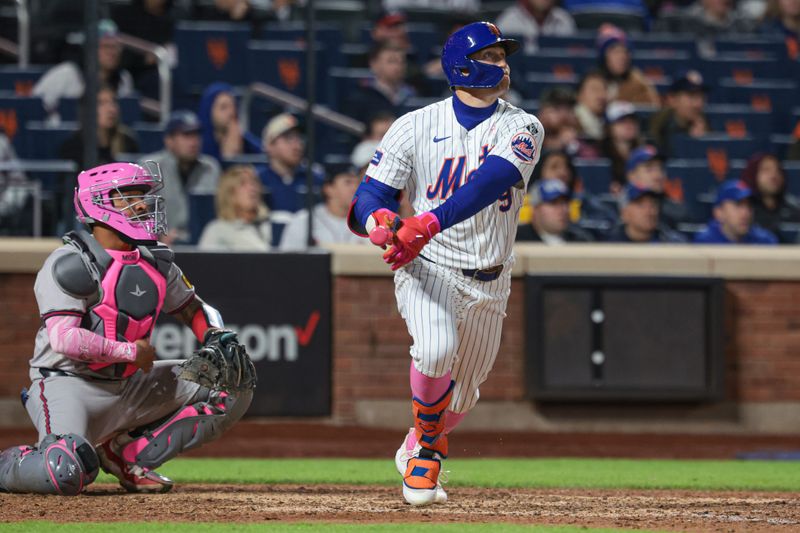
[{"left": 56, "top": 231, "right": 173, "bottom": 378}]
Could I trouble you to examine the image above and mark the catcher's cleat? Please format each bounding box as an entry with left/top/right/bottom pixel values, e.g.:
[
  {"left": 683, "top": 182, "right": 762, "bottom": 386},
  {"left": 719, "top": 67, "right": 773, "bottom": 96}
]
[
  {"left": 395, "top": 428, "right": 447, "bottom": 505},
  {"left": 97, "top": 440, "right": 174, "bottom": 494}
]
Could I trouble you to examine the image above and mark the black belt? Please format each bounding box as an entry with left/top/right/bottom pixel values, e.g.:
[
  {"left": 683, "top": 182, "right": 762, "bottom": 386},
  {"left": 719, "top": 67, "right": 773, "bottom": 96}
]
[
  {"left": 419, "top": 254, "right": 504, "bottom": 282},
  {"left": 39, "top": 368, "right": 72, "bottom": 378},
  {"left": 461, "top": 265, "right": 504, "bottom": 282}
]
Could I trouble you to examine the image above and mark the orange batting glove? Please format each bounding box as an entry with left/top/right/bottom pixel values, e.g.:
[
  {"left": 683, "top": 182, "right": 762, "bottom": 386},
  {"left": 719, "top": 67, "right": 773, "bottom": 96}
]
[{"left": 383, "top": 212, "right": 441, "bottom": 271}]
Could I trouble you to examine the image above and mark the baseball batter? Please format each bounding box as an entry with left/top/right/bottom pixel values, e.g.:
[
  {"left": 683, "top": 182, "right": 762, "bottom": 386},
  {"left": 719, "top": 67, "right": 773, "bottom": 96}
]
[
  {"left": 348, "top": 22, "right": 544, "bottom": 506},
  {"left": 0, "top": 162, "right": 256, "bottom": 495}
]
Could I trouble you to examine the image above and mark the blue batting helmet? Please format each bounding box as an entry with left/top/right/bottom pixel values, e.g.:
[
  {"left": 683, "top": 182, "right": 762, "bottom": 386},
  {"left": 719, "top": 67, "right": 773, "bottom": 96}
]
[{"left": 441, "top": 22, "right": 520, "bottom": 89}]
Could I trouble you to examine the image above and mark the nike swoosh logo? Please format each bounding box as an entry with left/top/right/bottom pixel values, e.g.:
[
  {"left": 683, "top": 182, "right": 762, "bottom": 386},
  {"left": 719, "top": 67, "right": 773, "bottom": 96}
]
[{"left": 433, "top": 136, "right": 451, "bottom": 143}]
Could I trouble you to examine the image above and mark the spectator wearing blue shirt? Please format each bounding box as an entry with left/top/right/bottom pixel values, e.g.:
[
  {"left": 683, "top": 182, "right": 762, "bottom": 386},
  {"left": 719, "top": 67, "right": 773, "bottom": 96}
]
[
  {"left": 198, "top": 82, "right": 262, "bottom": 163},
  {"left": 606, "top": 184, "right": 687, "bottom": 243},
  {"left": 694, "top": 180, "right": 779, "bottom": 245},
  {"left": 259, "top": 112, "right": 324, "bottom": 245}
]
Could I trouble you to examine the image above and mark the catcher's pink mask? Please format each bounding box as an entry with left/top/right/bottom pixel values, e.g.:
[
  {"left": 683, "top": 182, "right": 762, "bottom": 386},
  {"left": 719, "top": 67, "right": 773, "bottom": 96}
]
[{"left": 73, "top": 161, "right": 167, "bottom": 242}]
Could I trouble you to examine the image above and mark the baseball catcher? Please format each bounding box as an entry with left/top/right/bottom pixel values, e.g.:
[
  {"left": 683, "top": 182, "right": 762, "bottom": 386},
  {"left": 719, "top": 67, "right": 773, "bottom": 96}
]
[{"left": 0, "top": 162, "right": 256, "bottom": 495}]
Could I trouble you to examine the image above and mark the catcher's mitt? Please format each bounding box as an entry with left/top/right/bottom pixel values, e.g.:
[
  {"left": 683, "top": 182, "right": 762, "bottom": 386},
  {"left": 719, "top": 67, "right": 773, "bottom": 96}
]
[{"left": 177, "top": 329, "right": 257, "bottom": 392}]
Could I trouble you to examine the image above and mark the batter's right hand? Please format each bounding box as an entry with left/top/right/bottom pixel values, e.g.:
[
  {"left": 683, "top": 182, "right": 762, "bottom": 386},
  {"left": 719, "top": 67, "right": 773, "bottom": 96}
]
[
  {"left": 368, "top": 208, "right": 400, "bottom": 249},
  {"left": 133, "top": 339, "right": 156, "bottom": 373}
]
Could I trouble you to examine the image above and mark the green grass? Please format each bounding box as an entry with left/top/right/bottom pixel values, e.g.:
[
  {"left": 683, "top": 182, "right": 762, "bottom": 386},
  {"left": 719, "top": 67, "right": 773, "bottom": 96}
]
[
  {"left": 91, "top": 457, "right": 800, "bottom": 492},
  {"left": 0, "top": 524, "right": 658, "bottom": 533}
]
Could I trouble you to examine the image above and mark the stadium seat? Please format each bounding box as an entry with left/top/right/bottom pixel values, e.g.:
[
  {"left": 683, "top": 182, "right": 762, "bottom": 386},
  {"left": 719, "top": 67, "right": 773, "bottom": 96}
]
[
  {"left": 0, "top": 66, "right": 50, "bottom": 96},
  {"left": 699, "top": 55, "right": 781, "bottom": 85},
  {"left": 574, "top": 159, "right": 612, "bottom": 195},
  {"left": 173, "top": 22, "right": 250, "bottom": 95},
  {"left": 671, "top": 135, "right": 765, "bottom": 177},
  {"left": 134, "top": 123, "right": 167, "bottom": 154},
  {"left": 188, "top": 193, "right": 215, "bottom": 245},
  {"left": 714, "top": 79, "right": 798, "bottom": 134},
  {"left": 631, "top": 51, "right": 694, "bottom": 85},
  {"left": 21, "top": 121, "right": 79, "bottom": 159},
  {"left": 247, "top": 41, "right": 330, "bottom": 104},
  {"left": 521, "top": 72, "right": 578, "bottom": 101},
  {"left": 535, "top": 33, "right": 596, "bottom": 52},
  {"left": 0, "top": 94, "right": 46, "bottom": 151},
  {"left": 524, "top": 50, "right": 597, "bottom": 79},
  {"left": 665, "top": 159, "right": 718, "bottom": 222},
  {"left": 712, "top": 38, "right": 787, "bottom": 60},
  {"left": 629, "top": 35, "right": 696, "bottom": 57},
  {"left": 58, "top": 96, "right": 142, "bottom": 125},
  {"left": 704, "top": 105, "right": 773, "bottom": 139}
]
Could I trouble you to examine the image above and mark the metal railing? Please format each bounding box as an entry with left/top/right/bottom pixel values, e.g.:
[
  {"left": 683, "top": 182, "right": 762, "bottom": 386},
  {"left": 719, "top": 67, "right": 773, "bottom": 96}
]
[
  {"left": 16, "top": 0, "right": 29, "bottom": 68},
  {"left": 240, "top": 82, "right": 365, "bottom": 138},
  {"left": 0, "top": 159, "right": 76, "bottom": 237},
  {"left": 116, "top": 33, "right": 172, "bottom": 125}
]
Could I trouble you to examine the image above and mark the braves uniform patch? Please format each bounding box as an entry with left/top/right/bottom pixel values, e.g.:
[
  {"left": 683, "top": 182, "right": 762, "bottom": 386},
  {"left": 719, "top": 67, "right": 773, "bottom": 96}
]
[{"left": 510, "top": 133, "right": 535, "bottom": 163}]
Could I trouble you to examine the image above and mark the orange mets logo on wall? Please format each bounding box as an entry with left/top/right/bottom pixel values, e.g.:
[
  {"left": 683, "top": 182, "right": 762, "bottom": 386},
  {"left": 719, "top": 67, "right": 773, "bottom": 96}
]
[
  {"left": 278, "top": 59, "right": 301, "bottom": 90},
  {"left": 206, "top": 38, "right": 229, "bottom": 70}
]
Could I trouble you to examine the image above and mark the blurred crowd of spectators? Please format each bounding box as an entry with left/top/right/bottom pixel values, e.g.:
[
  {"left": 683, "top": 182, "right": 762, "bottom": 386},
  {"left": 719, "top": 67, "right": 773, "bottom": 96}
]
[{"left": 1, "top": 0, "right": 800, "bottom": 249}]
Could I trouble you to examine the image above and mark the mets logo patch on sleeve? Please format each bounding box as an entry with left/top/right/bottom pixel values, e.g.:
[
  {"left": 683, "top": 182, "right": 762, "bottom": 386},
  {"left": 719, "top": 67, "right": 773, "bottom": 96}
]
[
  {"left": 371, "top": 150, "right": 383, "bottom": 166},
  {"left": 511, "top": 133, "right": 535, "bottom": 163}
]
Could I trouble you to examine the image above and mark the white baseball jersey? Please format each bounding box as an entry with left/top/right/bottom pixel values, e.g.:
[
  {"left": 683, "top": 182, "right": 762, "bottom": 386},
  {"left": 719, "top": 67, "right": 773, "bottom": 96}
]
[{"left": 366, "top": 97, "right": 544, "bottom": 270}]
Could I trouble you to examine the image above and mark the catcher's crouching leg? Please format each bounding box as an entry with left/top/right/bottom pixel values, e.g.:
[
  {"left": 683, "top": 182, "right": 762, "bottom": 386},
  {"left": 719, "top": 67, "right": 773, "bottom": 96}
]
[
  {"left": 0, "top": 434, "right": 99, "bottom": 495},
  {"left": 118, "top": 388, "right": 252, "bottom": 472}
]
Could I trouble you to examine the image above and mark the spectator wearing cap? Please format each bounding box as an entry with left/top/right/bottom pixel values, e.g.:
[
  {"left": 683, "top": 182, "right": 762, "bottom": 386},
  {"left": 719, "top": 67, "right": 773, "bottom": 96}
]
[
  {"left": 140, "top": 110, "right": 221, "bottom": 244},
  {"left": 198, "top": 165, "right": 272, "bottom": 251},
  {"left": 739, "top": 153, "right": 800, "bottom": 241},
  {"left": 33, "top": 19, "right": 135, "bottom": 122},
  {"left": 623, "top": 145, "right": 688, "bottom": 228},
  {"left": 279, "top": 168, "right": 367, "bottom": 250},
  {"left": 606, "top": 184, "right": 688, "bottom": 243},
  {"left": 596, "top": 24, "right": 659, "bottom": 106},
  {"left": 648, "top": 70, "right": 709, "bottom": 158},
  {"left": 517, "top": 179, "right": 594, "bottom": 244},
  {"left": 602, "top": 101, "right": 645, "bottom": 185},
  {"left": 694, "top": 180, "right": 779, "bottom": 244},
  {"left": 495, "top": 0, "right": 577, "bottom": 53},
  {"left": 347, "top": 42, "right": 416, "bottom": 120},
  {"left": 259, "top": 112, "right": 325, "bottom": 244},
  {"left": 574, "top": 70, "right": 608, "bottom": 141},
  {"left": 198, "top": 82, "right": 262, "bottom": 163},
  {"left": 371, "top": 10, "right": 410, "bottom": 51}
]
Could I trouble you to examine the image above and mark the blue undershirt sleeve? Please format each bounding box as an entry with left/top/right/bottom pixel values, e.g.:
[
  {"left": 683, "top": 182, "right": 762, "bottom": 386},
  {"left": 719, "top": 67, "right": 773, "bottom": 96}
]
[
  {"left": 430, "top": 155, "right": 523, "bottom": 231},
  {"left": 352, "top": 178, "right": 401, "bottom": 227}
]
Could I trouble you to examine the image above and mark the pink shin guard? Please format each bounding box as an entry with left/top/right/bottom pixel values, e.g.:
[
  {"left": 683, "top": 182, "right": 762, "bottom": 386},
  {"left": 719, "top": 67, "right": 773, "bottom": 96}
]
[{"left": 409, "top": 362, "right": 451, "bottom": 403}]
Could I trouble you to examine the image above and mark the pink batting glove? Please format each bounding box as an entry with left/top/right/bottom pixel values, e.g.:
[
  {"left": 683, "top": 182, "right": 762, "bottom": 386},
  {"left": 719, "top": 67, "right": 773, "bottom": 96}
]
[
  {"left": 382, "top": 212, "right": 441, "bottom": 271},
  {"left": 368, "top": 208, "right": 400, "bottom": 248}
]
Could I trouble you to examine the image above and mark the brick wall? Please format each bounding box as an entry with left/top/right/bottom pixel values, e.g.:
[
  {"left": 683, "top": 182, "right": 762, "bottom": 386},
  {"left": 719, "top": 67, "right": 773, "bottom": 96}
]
[{"left": 2, "top": 273, "right": 800, "bottom": 421}]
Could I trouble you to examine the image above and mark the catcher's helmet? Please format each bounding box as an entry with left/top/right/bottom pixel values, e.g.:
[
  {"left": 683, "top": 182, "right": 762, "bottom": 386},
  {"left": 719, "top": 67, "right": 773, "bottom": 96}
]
[{"left": 441, "top": 22, "right": 520, "bottom": 89}]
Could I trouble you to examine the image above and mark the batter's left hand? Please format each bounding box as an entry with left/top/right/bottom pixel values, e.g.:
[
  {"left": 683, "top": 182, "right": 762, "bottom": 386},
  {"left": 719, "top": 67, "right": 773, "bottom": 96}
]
[{"left": 383, "top": 212, "right": 440, "bottom": 271}]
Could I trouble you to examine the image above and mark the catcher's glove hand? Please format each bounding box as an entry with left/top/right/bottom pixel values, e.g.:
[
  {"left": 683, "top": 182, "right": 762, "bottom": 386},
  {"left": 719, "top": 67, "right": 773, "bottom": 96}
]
[{"left": 177, "top": 329, "right": 257, "bottom": 393}]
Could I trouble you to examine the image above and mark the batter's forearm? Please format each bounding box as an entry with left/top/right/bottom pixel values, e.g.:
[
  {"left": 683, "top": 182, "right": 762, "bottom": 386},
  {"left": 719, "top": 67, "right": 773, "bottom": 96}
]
[{"left": 45, "top": 315, "right": 136, "bottom": 364}]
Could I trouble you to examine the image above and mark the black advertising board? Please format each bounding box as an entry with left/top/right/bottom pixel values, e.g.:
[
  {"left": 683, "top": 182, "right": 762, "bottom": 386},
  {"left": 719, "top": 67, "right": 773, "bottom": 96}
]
[
  {"left": 525, "top": 275, "right": 725, "bottom": 402},
  {"left": 152, "top": 251, "right": 331, "bottom": 416}
]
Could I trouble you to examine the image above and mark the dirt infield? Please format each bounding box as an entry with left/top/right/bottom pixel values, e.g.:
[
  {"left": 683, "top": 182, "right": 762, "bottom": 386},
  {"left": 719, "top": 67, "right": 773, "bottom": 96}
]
[{"left": 2, "top": 484, "right": 799, "bottom": 531}]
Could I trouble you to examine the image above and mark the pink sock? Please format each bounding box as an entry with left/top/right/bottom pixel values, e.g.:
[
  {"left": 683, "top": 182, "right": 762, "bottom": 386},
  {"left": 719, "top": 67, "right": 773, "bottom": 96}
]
[
  {"left": 444, "top": 410, "right": 466, "bottom": 434},
  {"left": 409, "top": 362, "right": 451, "bottom": 403}
]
